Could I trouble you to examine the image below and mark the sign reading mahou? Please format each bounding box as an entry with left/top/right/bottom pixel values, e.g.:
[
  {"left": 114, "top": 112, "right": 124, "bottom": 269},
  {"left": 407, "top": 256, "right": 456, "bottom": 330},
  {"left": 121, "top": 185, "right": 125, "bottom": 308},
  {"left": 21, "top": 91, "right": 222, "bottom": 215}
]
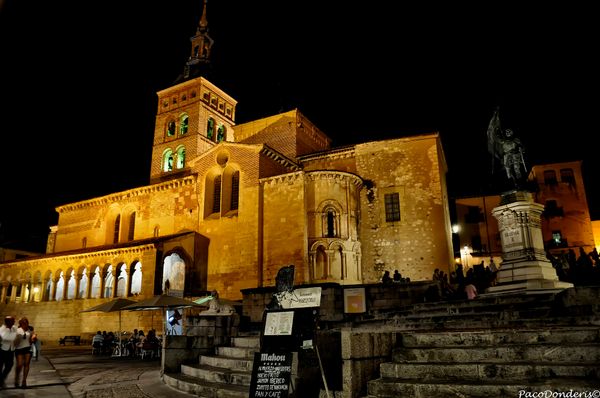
[{"left": 248, "top": 352, "right": 293, "bottom": 398}]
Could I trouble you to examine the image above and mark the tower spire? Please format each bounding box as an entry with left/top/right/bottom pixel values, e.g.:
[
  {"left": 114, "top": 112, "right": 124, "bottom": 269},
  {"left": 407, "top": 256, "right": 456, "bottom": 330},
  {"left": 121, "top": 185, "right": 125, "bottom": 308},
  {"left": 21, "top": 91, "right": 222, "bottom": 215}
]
[
  {"left": 199, "top": 0, "right": 208, "bottom": 31},
  {"left": 181, "top": 0, "right": 214, "bottom": 81}
]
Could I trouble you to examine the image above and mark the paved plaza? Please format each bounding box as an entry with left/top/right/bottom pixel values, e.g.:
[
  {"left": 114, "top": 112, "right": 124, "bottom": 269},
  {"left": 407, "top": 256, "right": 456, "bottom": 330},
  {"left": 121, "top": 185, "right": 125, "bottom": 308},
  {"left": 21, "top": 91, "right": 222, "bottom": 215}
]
[{"left": 0, "top": 346, "right": 195, "bottom": 398}]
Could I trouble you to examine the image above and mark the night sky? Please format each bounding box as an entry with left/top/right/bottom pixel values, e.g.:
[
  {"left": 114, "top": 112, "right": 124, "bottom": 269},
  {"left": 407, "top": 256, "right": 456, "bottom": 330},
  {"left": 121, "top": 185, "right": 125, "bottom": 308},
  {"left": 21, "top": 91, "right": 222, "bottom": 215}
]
[{"left": 0, "top": 1, "right": 598, "bottom": 251}]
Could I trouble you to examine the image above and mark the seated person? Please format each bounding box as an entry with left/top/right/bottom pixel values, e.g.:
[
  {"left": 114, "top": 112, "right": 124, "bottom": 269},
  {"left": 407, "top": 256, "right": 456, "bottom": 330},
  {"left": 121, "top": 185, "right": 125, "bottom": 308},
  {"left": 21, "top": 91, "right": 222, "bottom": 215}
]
[
  {"left": 92, "top": 331, "right": 103, "bottom": 354},
  {"left": 140, "top": 329, "right": 160, "bottom": 358},
  {"left": 103, "top": 332, "right": 115, "bottom": 355}
]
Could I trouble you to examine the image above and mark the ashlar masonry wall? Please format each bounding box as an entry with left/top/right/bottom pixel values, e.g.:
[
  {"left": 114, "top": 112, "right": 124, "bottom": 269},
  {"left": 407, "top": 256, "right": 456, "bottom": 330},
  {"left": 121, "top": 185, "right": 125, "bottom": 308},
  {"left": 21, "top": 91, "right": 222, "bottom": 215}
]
[{"left": 355, "top": 135, "right": 452, "bottom": 283}]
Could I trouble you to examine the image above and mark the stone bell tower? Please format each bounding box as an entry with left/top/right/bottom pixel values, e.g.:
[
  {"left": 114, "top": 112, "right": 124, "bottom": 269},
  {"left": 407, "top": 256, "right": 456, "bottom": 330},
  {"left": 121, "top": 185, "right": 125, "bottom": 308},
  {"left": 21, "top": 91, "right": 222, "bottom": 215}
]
[{"left": 149, "top": 0, "right": 237, "bottom": 184}]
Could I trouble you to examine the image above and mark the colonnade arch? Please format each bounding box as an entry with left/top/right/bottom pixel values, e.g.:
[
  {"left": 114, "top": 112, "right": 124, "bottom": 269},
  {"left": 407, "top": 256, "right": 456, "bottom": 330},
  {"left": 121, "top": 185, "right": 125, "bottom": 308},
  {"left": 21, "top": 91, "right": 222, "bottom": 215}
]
[{"left": 0, "top": 258, "right": 146, "bottom": 304}]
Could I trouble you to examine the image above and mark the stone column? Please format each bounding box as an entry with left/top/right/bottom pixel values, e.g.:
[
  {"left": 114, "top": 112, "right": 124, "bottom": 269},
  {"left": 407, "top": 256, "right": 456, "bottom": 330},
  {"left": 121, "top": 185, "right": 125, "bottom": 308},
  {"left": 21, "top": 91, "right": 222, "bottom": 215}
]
[
  {"left": 61, "top": 276, "right": 69, "bottom": 301},
  {"left": 74, "top": 274, "right": 82, "bottom": 299},
  {"left": 50, "top": 278, "right": 58, "bottom": 301},
  {"left": 0, "top": 282, "right": 8, "bottom": 304},
  {"left": 41, "top": 278, "right": 50, "bottom": 301},
  {"left": 486, "top": 191, "right": 573, "bottom": 294},
  {"left": 123, "top": 269, "right": 131, "bottom": 297},
  {"left": 97, "top": 271, "right": 105, "bottom": 298}
]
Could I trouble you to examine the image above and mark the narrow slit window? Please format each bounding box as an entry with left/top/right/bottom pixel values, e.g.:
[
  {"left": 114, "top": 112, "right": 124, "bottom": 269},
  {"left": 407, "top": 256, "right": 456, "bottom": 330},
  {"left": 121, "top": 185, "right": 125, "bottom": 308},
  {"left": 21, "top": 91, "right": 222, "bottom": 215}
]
[
  {"left": 327, "top": 210, "right": 335, "bottom": 237},
  {"left": 231, "top": 171, "right": 239, "bottom": 211},
  {"left": 212, "top": 175, "right": 222, "bottom": 214},
  {"left": 113, "top": 215, "right": 121, "bottom": 244},
  {"left": 128, "top": 212, "right": 136, "bottom": 241}
]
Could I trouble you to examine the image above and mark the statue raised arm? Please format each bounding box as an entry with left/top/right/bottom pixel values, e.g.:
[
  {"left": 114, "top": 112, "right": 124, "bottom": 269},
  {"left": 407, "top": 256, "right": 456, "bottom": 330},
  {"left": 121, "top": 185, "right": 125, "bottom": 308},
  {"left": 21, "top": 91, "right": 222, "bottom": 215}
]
[{"left": 487, "top": 108, "right": 528, "bottom": 187}]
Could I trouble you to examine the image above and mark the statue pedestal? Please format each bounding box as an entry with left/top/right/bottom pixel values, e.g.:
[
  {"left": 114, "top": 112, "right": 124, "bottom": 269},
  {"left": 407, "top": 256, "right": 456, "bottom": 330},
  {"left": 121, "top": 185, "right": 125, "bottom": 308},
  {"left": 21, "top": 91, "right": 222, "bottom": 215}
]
[{"left": 486, "top": 190, "right": 573, "bottom": 295}]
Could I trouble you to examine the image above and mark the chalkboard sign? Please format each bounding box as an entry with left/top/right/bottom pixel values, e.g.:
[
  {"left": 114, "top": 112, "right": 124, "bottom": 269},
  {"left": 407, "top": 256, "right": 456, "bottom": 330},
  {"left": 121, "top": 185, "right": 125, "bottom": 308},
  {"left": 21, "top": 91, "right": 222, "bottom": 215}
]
[{"left": 248, "top": 352, "right": 293, "bottom": 398}]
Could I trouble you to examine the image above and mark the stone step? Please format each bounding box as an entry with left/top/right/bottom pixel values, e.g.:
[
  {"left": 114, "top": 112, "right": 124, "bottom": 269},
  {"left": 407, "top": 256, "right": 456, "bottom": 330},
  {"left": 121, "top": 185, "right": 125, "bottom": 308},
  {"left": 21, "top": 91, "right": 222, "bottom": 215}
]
[
  {"left": 367, "top": 377, "right": 600, "bottom": 398},
  {"left": 231, "top": 336, "right": 260, "bottom": 348},
  {"left": 380, "top": 362, "right": 600, "bottom": 381},
  {"left": 216, "top": 346, "right": 258, "bottom": 359},
  {"left": 393, "top": 343, "right": 600, "bottom": 363},
  {"left": 400, "top": 327, "right": 600, "bottom": 347},
  {"left": 200, "top": 354, "right": 254, "bottom": 371},
  {"left": 163, "top": 372, "right": 249, "bottom": 398},
  {"left": 181, "top": 363, "right": 253, "bottom": 386},
  {"left": 410, "top": 293, "right": 556, "bottom": 312},
  {"left": 378, "top": 314, "right": 600, "bottom": 332}
]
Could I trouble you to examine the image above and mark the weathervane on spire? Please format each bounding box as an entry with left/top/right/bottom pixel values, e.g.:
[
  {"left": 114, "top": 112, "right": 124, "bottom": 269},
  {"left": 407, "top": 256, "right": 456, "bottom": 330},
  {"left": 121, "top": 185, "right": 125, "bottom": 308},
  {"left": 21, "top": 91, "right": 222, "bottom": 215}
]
[{"left": 486, "top": 107, "right": 528, "bottom": 189}]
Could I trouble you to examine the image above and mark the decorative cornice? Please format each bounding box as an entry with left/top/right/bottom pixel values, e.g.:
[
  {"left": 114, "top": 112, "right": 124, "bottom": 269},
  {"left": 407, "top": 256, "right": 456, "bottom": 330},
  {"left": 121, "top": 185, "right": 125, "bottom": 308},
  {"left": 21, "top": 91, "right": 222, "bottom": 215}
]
[
  {"left": 259, "top": 145, "right": 301, "bottom": 171},
  {"left": 56, "top": 176, "right": 197, "bottom": 213},
  {"left": 0, "top": 244, "right": 158, "bottom": 268},
  {"left": 259, "top": 170, "right": 363, "bottom": 187},
  {"left": 260, "top": 171, "right": 304, "bottom": 186},
  {"left": 298, "top": 146, "right": 356, "bottom": 163},
  {"left": 305, "top": 171, "right": 363, "bottom": 187}
]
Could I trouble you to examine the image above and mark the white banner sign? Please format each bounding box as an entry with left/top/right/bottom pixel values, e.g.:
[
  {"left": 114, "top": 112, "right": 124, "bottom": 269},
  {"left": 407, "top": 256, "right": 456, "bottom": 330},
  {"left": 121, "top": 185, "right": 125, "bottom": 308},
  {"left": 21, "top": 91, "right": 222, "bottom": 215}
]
[{"left": 280, "top": 287, "right": 322, "bottom": 309}]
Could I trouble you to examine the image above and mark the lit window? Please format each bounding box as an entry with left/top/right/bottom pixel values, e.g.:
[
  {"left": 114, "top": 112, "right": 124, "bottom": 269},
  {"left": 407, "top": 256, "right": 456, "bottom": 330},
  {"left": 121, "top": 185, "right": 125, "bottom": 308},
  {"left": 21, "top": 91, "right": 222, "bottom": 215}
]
[
  {"left": 163, "top": 150, "right": 174, "bottom": 172},
  {"left": 552, "top": 230, "right": 562, "bottom": 244},
  {"left": 167, "top": 120, "right": 176, "bottom": 137},
  {"left": 217, "top": 124, "right": 225, "bottom": 142},
  {"left": 176, "top": 147, "right": 186, "bottom": 169},
  {"left": 207, "top": 118, "right": 215, "bottom": 140},
  {"left": 180, "top": 114, "right": 189, "bottom": 135}
]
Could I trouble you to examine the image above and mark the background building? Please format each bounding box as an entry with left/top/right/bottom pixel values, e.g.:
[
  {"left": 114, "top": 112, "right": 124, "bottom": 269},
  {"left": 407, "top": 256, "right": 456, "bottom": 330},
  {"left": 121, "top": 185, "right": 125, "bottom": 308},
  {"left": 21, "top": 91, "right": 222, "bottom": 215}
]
[{"left": 452, "top": 160, "right": 596, "bottom": 272}]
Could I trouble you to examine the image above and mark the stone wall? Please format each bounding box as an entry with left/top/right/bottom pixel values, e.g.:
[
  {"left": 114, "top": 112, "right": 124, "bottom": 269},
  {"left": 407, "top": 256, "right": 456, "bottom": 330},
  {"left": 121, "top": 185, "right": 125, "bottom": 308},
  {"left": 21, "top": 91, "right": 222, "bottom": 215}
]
[{"left": 241, "top": 281, "right": 437, "bottom": 324}]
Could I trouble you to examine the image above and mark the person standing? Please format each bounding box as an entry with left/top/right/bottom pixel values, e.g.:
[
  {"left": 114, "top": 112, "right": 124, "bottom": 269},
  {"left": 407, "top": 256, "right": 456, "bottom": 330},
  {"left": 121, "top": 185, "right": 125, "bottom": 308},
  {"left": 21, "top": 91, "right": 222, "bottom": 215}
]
[
  {"left": 14, "top": 317, "right": 33, "bottom": 388},
  {"left": 0, "top": 316, "right": 18, "bottom": 389},
  {"left": 29, "top": 326, "right": 40, "bottom": 361}
]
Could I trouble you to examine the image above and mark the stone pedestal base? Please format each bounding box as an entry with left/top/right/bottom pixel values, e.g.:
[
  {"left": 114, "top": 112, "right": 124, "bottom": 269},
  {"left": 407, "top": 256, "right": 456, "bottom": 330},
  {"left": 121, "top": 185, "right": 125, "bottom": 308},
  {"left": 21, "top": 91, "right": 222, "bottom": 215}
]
[
  {"left": 487, "top": 191, "right": 574, "bottom": 296},
  {"left": 486, "top": 260, "right": 573, "bottom": 295}
]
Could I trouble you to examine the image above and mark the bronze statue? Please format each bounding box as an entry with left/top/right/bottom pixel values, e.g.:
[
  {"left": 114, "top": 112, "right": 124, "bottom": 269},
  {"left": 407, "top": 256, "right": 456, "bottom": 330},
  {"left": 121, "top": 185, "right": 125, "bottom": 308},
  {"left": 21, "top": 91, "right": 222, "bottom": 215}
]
[{"left": 486, "top": 107, "right": 527, "bottom": 188}]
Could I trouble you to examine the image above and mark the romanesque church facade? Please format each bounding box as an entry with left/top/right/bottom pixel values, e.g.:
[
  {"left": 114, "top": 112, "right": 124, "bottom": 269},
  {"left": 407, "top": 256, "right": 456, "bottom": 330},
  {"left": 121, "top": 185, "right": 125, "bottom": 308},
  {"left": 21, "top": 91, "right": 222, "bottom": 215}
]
[{"left": 0, "top": 3, "right": 453, "bottom": 340}]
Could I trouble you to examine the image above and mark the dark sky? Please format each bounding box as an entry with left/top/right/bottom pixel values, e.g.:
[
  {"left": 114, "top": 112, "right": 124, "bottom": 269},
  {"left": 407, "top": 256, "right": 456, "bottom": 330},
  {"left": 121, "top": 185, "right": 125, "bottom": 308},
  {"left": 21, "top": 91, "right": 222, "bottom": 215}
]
[{"left": 0, "top": 1, "right": 598, "bottom": 251}]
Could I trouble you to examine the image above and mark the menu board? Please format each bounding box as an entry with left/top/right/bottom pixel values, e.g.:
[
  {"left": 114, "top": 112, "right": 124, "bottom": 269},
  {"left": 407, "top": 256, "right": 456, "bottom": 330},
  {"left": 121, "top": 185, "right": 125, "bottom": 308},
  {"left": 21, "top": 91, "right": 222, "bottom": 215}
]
[
  {"left": 248, "top": 352, "right": 293, "bottom": 398},
  {"left": 264, "top": 311, "right": 294, "bottom": 336}
]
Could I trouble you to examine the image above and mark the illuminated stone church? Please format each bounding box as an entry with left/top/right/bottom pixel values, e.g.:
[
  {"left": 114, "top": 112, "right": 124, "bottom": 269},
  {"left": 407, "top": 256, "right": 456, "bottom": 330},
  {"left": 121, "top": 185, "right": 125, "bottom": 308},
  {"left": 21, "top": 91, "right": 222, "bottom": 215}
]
[{"left": 0, "top": 2, "right": 453, "bottom": 340}]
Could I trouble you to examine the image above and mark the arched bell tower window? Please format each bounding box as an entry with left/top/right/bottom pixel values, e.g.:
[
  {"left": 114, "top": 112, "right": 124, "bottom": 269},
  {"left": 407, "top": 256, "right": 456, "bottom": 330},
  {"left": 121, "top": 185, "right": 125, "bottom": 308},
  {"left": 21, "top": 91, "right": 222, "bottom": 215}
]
[
  {"left": 166, "top": 120, "right": 176, "bottom": 137},
  {"left": 207, "top": 118, "right": 215, "bottom": 140},
  {"left": 217, "top": 124, "right": 225, "bottom": 142},
  {"left": 179, "top": 114, "right": 189, "bottom": 135},
  {"left": 163, "top": 149, "right": 174, "bottom": 172},
  {"left": 176, "top": 146, "right": 186, "bottom": 169}
]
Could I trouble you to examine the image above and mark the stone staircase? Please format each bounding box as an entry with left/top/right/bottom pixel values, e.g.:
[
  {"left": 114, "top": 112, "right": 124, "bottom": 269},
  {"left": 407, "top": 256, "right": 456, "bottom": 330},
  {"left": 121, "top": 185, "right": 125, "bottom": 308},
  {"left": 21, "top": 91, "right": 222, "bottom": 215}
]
[
  {"left": 364, "top": 326, "right": 600, "bottom": 397},
  {"left": 163, "top": 334, "right": 260, "bottom": 398},
  {"left": 360, "top": 289, "right": 600, "bottom": 398}
]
